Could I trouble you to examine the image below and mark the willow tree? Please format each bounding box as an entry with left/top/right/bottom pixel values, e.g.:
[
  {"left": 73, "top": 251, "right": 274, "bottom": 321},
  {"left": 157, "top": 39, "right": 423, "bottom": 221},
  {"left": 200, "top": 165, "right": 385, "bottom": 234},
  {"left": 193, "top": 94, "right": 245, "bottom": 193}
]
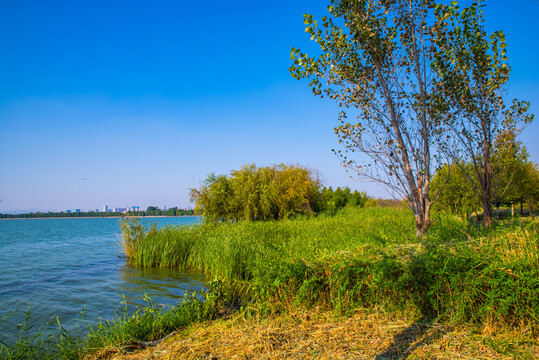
[
  {"left": 432, "top": 1, "right": 534, "bottom": 227},
  {"left": 290, "top": 0, "right": 445, "bottom": 236},
  {"left": 189, "top": 164, "right": 323, "bottom": 223}
]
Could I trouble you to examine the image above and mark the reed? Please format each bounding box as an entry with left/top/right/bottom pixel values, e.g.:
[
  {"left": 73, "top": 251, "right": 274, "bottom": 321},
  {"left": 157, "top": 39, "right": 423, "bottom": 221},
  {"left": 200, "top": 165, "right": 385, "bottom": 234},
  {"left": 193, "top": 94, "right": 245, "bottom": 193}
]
[
  {"left": 122, "top": 207, "right": 415, "bottom": 275},
  {"left": 0, "top": 307, "right": 83, "bottom": 359},
  {"left": 121, "top": 207, "right": 539, "bottom": 330},
  {"left": 0, "top": 282, "right": 236, "bottom": 360}
]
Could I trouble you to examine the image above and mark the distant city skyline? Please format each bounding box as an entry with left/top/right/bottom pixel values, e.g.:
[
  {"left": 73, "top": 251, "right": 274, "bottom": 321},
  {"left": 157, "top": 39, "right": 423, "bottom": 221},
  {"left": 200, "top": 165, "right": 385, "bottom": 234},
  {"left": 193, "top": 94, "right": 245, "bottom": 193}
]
[
  {"left": 1, "top": 0, "right": 537, "bottom": 213},
  {"left": 3, "top": 204, "right": 193, "bottom": 215}
]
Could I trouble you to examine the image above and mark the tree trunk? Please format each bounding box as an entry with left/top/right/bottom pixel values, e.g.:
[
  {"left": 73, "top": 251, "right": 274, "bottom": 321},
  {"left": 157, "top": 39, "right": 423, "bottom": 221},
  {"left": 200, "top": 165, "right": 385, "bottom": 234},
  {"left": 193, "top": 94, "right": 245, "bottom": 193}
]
[
  {"left": 520, "top": 199, "right": 523, "bottom": 216},
  {"left": 511, "top": 202, "right": 514, "bottom": 217},
  {"left": 529, "top": 197, "right": 535, "bottom": 219},
  {"left": 479, "top": 152, "right": 493, "bottom": 228},
  {"left": 483, "top": 202, "right": 492, "bottom": 228},
  {"left": 414, "top": 212, "right": 431, "bottom": 237},
  {"left": 412, "top": 197, "right": 431, "bottom": 237}
]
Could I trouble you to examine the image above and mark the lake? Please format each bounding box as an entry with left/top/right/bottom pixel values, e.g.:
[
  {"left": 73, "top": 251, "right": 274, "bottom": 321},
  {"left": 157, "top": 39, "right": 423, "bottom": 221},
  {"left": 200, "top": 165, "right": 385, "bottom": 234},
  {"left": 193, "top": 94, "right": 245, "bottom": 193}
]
[{"left": 0, "top": 216, "right": 206, "bottom": 345}]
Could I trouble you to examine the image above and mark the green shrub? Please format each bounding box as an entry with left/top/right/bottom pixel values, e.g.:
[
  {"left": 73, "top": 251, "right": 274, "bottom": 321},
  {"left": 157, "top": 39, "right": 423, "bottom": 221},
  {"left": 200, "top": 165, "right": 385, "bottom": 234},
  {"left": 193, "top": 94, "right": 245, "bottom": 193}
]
[
  {"left": 189, "top": 164, "right": 324, "bottom": 222},
  {"left": 189, "top": 164, "right": 369, "bottom": 222}
]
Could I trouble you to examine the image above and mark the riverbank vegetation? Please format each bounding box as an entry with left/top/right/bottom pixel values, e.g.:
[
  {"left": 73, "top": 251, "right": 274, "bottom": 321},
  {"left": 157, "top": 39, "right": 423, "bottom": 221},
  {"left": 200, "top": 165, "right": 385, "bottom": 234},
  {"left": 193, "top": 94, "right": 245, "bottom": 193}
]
[
  {"left": 120, "top": 207, "right": 539, "bottom": 328},
  {"left": 2, "top": 207, "right": 538, "bottom": 359},
  {"left": 106, "top": 207, "right": 537, "bottom": 358},
  {"left": 0, "top": 283, "right": 236, "bottom": 360},
  {"left": 2, "top": 0, "right": 538, "bottom": 357}
]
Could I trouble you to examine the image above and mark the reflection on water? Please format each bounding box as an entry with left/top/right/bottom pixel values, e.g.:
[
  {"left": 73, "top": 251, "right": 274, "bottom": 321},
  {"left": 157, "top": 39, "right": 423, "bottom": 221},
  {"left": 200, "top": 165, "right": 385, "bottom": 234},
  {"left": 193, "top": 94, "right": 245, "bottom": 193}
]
[{"left": 118, "top": 265, "right": 208, "bottom": 307}]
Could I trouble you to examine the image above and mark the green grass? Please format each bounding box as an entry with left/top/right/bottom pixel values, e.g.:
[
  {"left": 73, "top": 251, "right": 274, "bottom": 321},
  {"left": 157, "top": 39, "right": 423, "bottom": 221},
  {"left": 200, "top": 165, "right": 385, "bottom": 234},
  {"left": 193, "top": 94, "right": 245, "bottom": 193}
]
[
  {"left": 122, "top": 207, "right": 539, "bottom": 330},
  {"left": 124, "top": 207, "right": 418, "bottom": 276},
  {"left": 3, "top": 207, "right": 538, "bottom": 358},
  {"left": 0, "top": 281, "right": 237, "bottom": 360},
  {"left": 84, "top": 283, "right": 238, "bottom": 352},
  {"left": 0, "top": 307, "right": 84, "bottom": 360}
]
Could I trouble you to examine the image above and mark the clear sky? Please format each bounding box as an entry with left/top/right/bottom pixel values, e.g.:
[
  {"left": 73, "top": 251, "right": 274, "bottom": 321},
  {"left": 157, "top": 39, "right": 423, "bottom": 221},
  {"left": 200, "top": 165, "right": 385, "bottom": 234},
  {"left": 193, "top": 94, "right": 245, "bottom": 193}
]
[{"left": 0, "top": 0, "right": 538, "bottom": 213}]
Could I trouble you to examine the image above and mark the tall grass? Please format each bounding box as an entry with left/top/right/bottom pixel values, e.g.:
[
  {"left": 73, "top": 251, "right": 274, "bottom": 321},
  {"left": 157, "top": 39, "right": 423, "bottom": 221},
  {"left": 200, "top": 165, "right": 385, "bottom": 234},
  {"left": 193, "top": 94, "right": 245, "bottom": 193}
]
[
  {"left": 0, "top": 307, "right": 83, "bottom": 359},
  {"left": 0, "top": 281, "right": 237, "bottom": 359},
  {"left": 3, "top": 208, "right": 537, "bottom": 358},
  {"left": 123, "top": 207, "right": 416, "bottom": 275},
  {"left": 121, "top": 207, "right": 539, "bottom": 331}
]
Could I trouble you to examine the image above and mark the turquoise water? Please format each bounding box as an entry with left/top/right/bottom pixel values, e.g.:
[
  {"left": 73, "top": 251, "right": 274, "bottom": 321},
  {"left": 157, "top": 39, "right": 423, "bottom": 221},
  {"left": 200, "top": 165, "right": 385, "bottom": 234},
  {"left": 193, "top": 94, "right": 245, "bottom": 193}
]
[{"left": 0, "top": 216, "right": 205, "bottom": 345}]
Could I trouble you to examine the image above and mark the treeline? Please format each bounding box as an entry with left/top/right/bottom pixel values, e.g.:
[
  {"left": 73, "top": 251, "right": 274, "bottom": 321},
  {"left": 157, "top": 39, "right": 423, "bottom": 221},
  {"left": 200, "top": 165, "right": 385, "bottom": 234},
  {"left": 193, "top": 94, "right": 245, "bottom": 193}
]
[
  {"left": 432, "top": 133, "right": 539, "bottom": 220},
  {"left": 129, "top": 207, "right": 195, "bottom": 217},
  {"left": 190, "top": 163, "right": 368, "bottom": 222},
  {"left": 321, "top": 186, "right": 369, "bottom": 214},
  {"left": 0, "top": 207, "right": 194, "bottom": 219},
  {"left": 0, "top": 211, "right": 124, "bottom": 219}
]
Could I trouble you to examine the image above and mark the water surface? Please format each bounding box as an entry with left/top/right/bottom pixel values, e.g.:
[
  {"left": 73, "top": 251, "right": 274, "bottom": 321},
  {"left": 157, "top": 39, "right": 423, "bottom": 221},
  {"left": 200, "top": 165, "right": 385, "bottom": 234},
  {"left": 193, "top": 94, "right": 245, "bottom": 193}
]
[{"left": 0, "top": 216, "right": 205, "bottom": 344}]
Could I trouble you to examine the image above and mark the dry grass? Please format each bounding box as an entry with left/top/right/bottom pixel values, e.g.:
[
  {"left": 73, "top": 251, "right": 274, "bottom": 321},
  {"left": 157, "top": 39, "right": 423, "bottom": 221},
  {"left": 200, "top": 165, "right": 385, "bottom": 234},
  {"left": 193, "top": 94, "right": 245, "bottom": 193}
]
[{"left": 86, "top": 308, "right": 538, "bottom": 360}]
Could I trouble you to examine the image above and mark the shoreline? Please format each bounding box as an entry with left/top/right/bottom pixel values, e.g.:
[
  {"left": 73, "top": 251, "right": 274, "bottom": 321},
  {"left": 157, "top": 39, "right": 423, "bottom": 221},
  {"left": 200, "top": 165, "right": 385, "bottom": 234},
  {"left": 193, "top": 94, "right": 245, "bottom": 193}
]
[{"left": 0, "top": 215, "right": 200, "bottom": 220}]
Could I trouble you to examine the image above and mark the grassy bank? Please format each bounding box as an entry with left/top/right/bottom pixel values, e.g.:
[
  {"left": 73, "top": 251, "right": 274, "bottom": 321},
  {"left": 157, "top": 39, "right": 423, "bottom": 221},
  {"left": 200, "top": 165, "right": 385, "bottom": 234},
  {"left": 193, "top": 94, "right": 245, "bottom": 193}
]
[
  {"left": 2, "top": 207, "right": 538, "bottom": 359},
  {"left": 121, "top": 207, "right": 539, "bottom": 330},
  {"left": 0, "top": 283, "right": 239, "bottom": 360}
]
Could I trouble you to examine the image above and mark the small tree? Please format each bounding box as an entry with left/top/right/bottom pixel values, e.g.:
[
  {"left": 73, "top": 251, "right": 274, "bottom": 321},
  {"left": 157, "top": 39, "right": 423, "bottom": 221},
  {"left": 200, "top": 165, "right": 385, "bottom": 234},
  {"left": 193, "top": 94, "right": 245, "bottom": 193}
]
[
  {"left": 432, "top": 131, "right": 537, "bottom": 221},
  {"left": 290, "top": 0, "right": 446, "bottom": 236},
  {"left": 520, "top": 162, "right": 539, "bottom": 218},
  {"left": 491, "top": 129, "right": 529, "bottom": 212},
  {"left": 320, "top": 186, "right": 368, "bottom": 213},
  {"left": 431, "top": 163, "right": 480, "bottom": 220},
  {"left": 499, "top": 153, "right": 539, "bottom": 219},
  {"left": 432, "top": 1, "right": 534, "bottom": 227}
]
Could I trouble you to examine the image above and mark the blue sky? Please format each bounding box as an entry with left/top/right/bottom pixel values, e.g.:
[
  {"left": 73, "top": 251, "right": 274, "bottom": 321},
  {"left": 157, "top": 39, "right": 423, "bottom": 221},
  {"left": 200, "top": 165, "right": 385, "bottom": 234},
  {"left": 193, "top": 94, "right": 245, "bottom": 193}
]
[{"left": 0, "top": 0, "right": 538, "bottom": 213}]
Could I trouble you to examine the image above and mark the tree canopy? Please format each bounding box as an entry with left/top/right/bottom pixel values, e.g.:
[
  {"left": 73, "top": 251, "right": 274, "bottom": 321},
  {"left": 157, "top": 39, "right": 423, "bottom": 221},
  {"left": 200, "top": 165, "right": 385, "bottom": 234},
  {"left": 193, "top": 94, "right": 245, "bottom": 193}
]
[
  {"left": 291, "top": 0, "right": 447, "bottom": 235},
  {"left": 189, "top": 164, "right": 368, "bottom": 223},
  {"left": 432, "top": 130, "right": 539, "bottom": 220},
  {"left": 432, "top": 1, "right": 534, "bottom": 226},
  {"left": 291, "top": 0, "right": 535, "bottom": 231},
  {"left": 190, "top": 164, "right": 321, "bottom": 222}
]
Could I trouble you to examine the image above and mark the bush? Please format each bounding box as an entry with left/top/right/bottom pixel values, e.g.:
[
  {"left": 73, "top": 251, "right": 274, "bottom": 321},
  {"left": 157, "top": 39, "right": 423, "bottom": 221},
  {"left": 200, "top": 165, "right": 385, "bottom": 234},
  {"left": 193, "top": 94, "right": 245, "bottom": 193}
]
[{"left": 190, "top": 164, "right": 370, "bottom": 223}]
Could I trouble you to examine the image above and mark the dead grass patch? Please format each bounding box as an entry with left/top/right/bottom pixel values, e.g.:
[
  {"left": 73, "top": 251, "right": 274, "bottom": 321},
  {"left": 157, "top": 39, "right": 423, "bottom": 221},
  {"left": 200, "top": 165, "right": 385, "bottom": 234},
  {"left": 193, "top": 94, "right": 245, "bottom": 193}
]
[{"left": 86, "top": 308, "right": 538, "bottom": 360}]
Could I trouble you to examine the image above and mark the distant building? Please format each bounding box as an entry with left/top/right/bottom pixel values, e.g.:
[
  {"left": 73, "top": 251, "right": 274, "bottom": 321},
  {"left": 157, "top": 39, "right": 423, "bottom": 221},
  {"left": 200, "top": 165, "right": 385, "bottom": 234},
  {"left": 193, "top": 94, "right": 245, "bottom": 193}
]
[
  {"left": 75, "top": 209, "right": 81, "bottom": 213},
  {"left": 66, "top": 210, "right": 72, "bottom": 213},
  {"left": 103, "top": 205, "right": 108, "bottom": 212}
]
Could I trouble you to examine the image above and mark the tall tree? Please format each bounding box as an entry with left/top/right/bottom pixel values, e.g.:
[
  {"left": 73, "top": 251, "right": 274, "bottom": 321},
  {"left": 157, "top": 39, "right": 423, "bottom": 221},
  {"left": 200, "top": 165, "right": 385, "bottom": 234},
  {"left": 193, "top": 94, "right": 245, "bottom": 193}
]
[
  {"left": 290, "top": 0, "right": 445, "bottom": 236},
  {"left": 432, "top": 1, "right": 534, "bottom": 227}
]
